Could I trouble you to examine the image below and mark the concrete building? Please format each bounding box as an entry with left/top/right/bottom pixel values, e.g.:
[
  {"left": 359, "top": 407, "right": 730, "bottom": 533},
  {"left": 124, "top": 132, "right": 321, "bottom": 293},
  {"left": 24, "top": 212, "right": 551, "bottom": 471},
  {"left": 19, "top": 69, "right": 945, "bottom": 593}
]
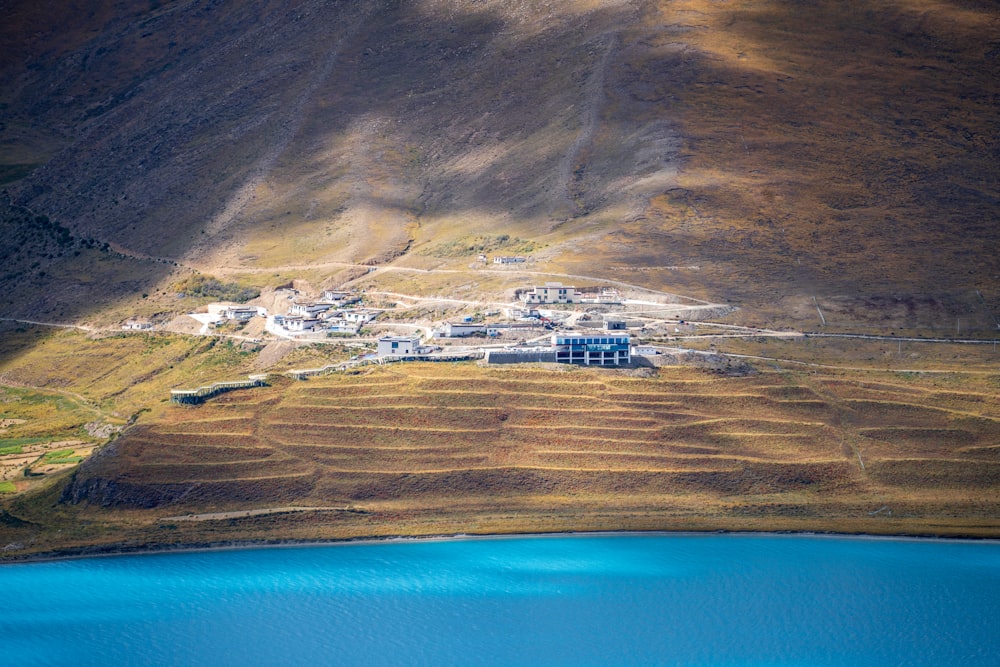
[
  {"left": 282, "top": 315, "right": 320, "bottom": 332},
  {"left": 440, "top": 322, "right": 487, "bottom": 337},
  {"left": 486, "top": 322, "right": 541, "bottom": 336},
  {"left": 289, "top": 301, "right": 333, "bottom": 317},
  {"left": 522, "top": 283, "right": 578, "bottom": 304},
  {"left": 552, "top": 333, "right": 631, "bottom": 366},
  {"left": 505, "top": 307, "right": 541, "bottom": 320},
  {"left": 338, "top": 309, "right": 380, "bottom": 324},
  {"left": 322, "top": 290, "right": 359, "bottom": 305},
  {"left": 323, "top": 321, "right": 359, "bottom": 334},
  {"left": 377, "top": 335, "right": 420, "bottom": 357},
  {"left": 223, "top": 306, "right": 260, "bottom": 321},
  {"left": 493, "top": 256, "right": 526, "bottom": 264},
  {"left": 578, "top": 287, "right": 621, "bottom": 304}
]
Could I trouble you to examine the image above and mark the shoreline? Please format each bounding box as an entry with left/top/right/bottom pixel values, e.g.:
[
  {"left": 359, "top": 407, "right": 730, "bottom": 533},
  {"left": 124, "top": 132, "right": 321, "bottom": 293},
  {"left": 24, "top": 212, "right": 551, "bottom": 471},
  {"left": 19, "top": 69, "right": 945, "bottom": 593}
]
[{"left": 4, "top": 527, "right": 999, "bottom": 565}]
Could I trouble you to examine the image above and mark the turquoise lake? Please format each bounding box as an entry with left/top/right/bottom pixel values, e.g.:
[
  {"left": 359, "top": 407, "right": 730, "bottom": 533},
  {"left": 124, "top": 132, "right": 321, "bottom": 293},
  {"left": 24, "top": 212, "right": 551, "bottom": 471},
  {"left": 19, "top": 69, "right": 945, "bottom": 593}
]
[{"left": 2, "top": 533, "right": 998, "bottom": 666}]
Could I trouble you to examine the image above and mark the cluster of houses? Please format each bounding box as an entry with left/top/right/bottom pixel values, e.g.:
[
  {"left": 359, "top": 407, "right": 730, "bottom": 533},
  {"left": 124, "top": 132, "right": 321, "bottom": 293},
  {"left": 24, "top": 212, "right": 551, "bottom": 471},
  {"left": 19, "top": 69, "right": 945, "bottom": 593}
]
[
  {"left": 272, "top": 290, "right": 380, "bottom": 335},
  {"left": 141, "top": 278, "right": 655, "bottom": 372}
]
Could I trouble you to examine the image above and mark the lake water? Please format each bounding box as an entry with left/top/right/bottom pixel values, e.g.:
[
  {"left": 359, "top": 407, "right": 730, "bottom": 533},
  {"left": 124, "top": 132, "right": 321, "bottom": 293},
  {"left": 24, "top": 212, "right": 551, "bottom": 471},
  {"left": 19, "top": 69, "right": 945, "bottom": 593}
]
[{"left": 2, "top": 533, "right": 998, "bottom": 666}]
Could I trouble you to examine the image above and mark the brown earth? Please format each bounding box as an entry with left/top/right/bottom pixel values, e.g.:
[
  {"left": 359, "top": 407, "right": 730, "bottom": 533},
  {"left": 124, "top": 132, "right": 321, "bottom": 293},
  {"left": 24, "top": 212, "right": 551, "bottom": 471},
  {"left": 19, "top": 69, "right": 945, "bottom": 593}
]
[
  {"left": 3, "top": 362, "right": 997, "bottom": 559},
  {"left": 0, "top": 0, "right": 996, "bottom": 332}
]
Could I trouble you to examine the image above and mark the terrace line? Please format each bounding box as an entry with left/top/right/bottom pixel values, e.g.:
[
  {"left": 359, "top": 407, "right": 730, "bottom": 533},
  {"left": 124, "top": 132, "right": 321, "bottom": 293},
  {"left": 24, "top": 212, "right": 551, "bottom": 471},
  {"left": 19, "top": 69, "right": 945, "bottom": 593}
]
[{"left": 170, "top": 375, "right": 269, "bottom": 404}]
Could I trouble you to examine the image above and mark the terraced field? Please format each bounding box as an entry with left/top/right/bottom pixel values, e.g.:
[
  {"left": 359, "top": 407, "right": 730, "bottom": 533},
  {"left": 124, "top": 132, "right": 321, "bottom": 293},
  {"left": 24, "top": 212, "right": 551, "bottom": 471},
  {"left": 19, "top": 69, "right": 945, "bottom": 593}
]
[{"left": 39, "top": 362, "right": 996, "bottom": 553}]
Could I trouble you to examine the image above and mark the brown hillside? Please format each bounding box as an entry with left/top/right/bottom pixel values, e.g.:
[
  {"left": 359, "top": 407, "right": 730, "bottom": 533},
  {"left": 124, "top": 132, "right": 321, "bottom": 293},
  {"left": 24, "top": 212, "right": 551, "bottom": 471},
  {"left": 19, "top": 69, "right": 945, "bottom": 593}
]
[
  {"left": 0, "top": 362, "right": 990, "bottom": 557},
  {"left": 0, "top": 0, "right": 996, "bottom": 329}
]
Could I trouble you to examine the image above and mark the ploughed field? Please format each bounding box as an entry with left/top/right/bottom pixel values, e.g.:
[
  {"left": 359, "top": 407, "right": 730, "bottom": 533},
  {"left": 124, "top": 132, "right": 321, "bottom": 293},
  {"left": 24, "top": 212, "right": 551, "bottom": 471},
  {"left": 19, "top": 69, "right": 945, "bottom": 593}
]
[{"left": 36, "top": 363, "right": 998, "bottom": 553}]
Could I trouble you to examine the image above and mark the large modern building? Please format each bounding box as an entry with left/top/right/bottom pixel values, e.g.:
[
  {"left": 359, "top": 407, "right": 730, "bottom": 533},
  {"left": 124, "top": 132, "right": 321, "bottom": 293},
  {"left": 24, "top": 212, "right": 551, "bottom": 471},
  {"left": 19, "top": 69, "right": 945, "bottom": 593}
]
[{"left": 551, "top": 333, "right": 631, "bottom": 366}]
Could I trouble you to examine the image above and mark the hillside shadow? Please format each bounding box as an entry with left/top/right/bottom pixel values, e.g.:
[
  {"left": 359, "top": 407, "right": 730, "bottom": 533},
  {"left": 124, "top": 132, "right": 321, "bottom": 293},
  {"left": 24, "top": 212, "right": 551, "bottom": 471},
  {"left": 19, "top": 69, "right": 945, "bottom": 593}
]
[{"left": 1, "top": 0, "right": 998, "bottom": 342}]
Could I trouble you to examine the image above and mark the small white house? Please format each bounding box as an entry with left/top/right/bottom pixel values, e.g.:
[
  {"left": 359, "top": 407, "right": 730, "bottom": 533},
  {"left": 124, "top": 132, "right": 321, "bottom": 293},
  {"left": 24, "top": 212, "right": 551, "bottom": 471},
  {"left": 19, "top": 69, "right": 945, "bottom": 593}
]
[
  {"left": 377, "top": 335, "right": 420, "bottom": 357},
  {"left": 486, "top": 322, "right": 540, "bottom": 336},
  {"left": 505, "top": 307, "right": 541, "bottom": 320},
  {"left": 324, "top": 321, "right": 359, "bottom": 334},
  {"left": 283, "top": 315, "right": 320, "bottom": 332},
  {"left": 223, "top": 306, "right": 260, "bottom": 321},
  {"left": 289, "top": 302, "right": 333, "bottom": 317},
  {"left": 122, "top": 320, "right": 153, "bottom": 331},
  {"left": 440, "top": 322, "right": 486, "bottom": 337},
  {"left": 339, "top": 309, "right": 380, "bottom": 324}
]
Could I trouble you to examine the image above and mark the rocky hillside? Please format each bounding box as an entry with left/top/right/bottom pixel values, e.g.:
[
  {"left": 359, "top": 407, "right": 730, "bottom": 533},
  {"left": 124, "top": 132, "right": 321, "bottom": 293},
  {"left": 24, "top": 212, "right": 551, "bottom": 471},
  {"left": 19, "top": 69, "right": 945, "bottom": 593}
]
[{"left": 1, "top": 0, "right": 998, "bottom": 328}]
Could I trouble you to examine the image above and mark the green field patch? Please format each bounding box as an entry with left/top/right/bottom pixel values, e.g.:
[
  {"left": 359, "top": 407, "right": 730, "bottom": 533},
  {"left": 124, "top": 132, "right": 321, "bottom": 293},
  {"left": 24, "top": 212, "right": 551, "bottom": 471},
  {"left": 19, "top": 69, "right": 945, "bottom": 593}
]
[
  {"left": 0, "top": 481, "right": 17, "bottom": 493},
  {"left": 43, "top": 449, "right": 76, "bottom": 461},
  {"left": 45, "top": 457, "right": 84, "bottom": 465},
  {"left": 0, "top": 437, "right": 50, "bottom": 453}
]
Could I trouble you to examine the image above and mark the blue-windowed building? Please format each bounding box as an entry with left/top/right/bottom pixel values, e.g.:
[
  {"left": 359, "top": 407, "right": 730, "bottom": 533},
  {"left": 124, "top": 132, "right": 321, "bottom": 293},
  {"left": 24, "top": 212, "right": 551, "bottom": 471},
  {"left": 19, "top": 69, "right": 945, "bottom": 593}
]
[{"left": 551, "top": 333, "right": 631, "bottom": 366}]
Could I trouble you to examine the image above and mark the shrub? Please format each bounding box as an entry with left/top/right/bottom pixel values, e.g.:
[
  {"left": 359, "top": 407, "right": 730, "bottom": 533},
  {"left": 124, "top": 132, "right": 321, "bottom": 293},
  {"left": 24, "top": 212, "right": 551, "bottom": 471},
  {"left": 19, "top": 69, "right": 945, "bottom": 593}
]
[{"left": 171, "top": 275, "right": 260, "bottom": 302}]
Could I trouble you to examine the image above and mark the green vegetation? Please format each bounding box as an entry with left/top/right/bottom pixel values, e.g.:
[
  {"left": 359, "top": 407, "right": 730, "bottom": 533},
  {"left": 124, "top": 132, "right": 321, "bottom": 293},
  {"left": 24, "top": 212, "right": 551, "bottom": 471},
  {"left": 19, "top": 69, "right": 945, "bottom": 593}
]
[
  {"left": 0, "top": 438, "right": 50, "bottom": 452},
  {"left": 43, "top": 449, "right": 76, "bottom": 461},
  {"left": 0, "top": 482, "right": 16, "bottom": 494},
  {"left": 45, "top": 457, "right": 83, "bottom": 465},
  {"left": 420, "top": 235, "right": 540, "bottom": 258},
  {"left": 171, "top": 275, "right": 260, "bottom": 303}
]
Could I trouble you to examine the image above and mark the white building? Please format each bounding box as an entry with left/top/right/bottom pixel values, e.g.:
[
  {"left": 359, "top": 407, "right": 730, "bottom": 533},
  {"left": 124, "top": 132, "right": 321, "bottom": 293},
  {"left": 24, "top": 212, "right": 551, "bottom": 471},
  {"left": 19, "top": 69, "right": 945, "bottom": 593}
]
[
  {"left": 289, "top": 302, "right": 333, "bottom": 317},
  {"left": 486, "top": 322, "right": 541, "bottom": 336},
  {"left": 282, "top": 315, "right": 320, "bottom": 332},
  {"left": 222, "top": 306, "right": 260, "bottom": 321},
  {"left": 505, "top": 307, "right": 541, "bottom": 320},
  {"left": 440, "top": 322, "right": 486, "bottom": 337},
  {"left": 578, "top": 287, "right": 621, "bottom": 304},
  {"left": 322, "top": 290, "right": 358, "bottom": 303},
  {"left": 324, "top": 321, "right": 359, "bottom": 334},
  {"left": 522, "top": 283, "right": 578, "bottom": 304},
  {"left": 377, "top": 335, "right": 421, "bottom": 357},
  {"left": 338, "top": 309, "right": 380, "bottom": 324}
]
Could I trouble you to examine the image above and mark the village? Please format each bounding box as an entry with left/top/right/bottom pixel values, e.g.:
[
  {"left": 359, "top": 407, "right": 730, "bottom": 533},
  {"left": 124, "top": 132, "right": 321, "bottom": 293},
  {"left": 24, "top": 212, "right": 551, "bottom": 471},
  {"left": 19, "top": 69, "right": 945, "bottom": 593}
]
[
  {"left": 172, "top": 280, "right": 731, "bottom": 368},
  {"left": 151, "top": 276, "right": 753, "bottom": 402}
]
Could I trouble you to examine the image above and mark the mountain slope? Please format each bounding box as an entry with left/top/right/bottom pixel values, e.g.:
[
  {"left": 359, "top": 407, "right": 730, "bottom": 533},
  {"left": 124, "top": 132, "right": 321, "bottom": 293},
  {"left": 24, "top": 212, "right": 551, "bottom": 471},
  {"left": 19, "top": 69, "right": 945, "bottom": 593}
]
[{"left": 2, "top": 0, "right": 996, "bottom": 328}]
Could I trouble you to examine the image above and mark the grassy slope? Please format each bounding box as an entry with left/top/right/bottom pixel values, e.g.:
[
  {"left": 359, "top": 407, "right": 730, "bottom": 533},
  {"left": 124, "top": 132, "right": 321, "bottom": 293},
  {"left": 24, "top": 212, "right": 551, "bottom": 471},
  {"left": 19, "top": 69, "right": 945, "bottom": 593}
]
[
  {"left": 2, "top": 358, "right": 998, "bottom": 558},
  {"left": 0, "top": 1, "right": 995, "bottom": 329}
]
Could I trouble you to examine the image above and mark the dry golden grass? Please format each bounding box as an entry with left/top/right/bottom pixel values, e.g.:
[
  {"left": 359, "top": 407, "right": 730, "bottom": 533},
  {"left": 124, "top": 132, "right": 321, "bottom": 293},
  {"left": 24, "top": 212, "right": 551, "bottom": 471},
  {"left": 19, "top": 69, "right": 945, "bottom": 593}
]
[{"left": 4, "top": 361, "right": 996, "bottom": 558}]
